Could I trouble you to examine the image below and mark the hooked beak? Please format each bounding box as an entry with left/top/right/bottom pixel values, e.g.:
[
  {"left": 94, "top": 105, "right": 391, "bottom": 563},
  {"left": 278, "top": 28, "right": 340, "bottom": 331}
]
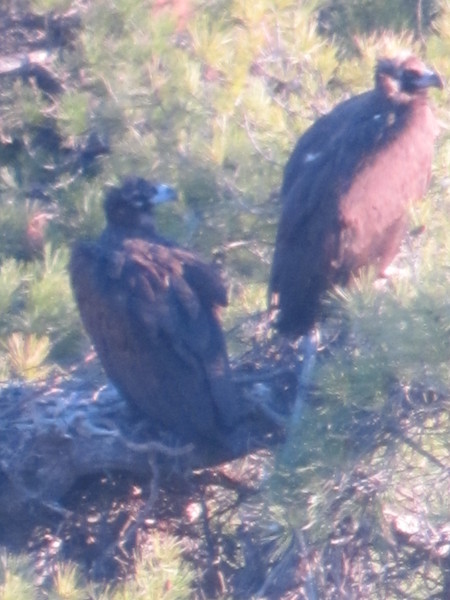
[
  {"left": 415, "top": 68, "right": 444, "bottom": 91},
  {"left": 151, "top": 183, "right": 178, "bottom": 204}
]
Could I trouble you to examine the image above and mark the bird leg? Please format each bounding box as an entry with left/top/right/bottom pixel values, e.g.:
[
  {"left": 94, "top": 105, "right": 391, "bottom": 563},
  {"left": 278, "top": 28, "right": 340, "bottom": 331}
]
[
  {"left": 291, "top": 327, "right": 320, "bottom": 425},
  {"left": 279, "top": 328, "right": 320, "bottom": 462}
]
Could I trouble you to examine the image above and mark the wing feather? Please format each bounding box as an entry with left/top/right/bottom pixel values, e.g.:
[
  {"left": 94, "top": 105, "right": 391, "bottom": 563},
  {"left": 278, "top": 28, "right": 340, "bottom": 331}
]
[{"left": 70, "top": 236, "right": 240, "bottom": 443}]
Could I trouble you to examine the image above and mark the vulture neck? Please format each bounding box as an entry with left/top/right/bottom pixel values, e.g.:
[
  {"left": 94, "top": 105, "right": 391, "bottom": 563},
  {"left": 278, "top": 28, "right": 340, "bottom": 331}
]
[
  {"left": 102, "top": 218, "right": 160, "bottom": 243},
  {"left": 393, "top": 90, "right": 438, "bottom": 143},
  {"left": 372, "top": 87, "right": 436, "bottom": 154},
  {"left": 380, "top": 85, "right": 433, "bottom": 117}
]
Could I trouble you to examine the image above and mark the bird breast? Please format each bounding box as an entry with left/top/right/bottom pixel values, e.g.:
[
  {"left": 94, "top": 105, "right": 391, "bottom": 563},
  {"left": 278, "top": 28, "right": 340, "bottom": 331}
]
[{"left": 336, "top": 100, "right": 438, "bottom": 272}]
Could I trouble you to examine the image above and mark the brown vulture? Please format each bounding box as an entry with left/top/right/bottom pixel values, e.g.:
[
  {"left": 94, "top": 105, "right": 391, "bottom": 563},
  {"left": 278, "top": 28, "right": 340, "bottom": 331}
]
[
  {"left": 269, "top": 55, "right": 443, "bottom": 337},
  {"left": 70, "top": 177, "right": 242, "bottom": 449}
]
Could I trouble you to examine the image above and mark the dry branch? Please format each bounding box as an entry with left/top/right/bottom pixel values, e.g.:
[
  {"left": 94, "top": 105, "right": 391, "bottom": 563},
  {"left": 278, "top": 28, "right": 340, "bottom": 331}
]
[{"left": 0, "top": 357, "right": 294, "bottom": 520}]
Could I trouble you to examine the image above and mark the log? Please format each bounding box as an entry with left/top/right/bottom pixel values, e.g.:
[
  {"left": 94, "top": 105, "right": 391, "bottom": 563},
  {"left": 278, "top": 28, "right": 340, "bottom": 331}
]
[{"left": 0, "top": 363, "right": 295, "bottom": 518}]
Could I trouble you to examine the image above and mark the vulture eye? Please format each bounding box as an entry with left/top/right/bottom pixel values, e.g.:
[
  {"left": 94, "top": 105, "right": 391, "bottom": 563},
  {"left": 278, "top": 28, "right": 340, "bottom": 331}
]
[
  {"left": 401, "top": 68, "right": 422, "bottom": 91},
  {"left": 132, "top": 196, "right": 149, "bottom": 209}
]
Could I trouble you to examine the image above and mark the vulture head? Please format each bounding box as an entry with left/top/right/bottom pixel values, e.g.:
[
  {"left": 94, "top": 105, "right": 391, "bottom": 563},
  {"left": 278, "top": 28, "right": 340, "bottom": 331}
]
[
  {"left": 375, "top": 55, "right": 443, "bottom": 103},
  {"left": 104, "top": 176, "right": 177, "bottom": 232}
]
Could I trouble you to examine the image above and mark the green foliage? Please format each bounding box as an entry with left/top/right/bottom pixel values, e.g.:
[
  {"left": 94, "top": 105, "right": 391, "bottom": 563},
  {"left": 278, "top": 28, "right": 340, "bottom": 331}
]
[
  {"left": 110, "top": 540, "right": 194, "bottom": 600},
  {"left": 32, "top": 0, "right": 72, "bottom": 11},
  {"left": 48, "top": 562, "right": 86, "bottom": 600},
  {"left": 0, "top": 259, "right": 25, "bottom": 321},
  {"left": 57, "top": 92, "right": 91, "bottom": 138},
  {"left": 0, "top": 540, "right": 194, "bottom": 599},
  {"left": 0, "top": 247, "right": 82, "bottom": 374},
  {"left": 0, "top": 553, "right": 35, "bottom": 600},
  {"left": 317, "top": 0, "right": 441, "bottom": 50},
  {"left": 26, "top": 247, "right": 77, "bottom": 338},
  {"left": 4, "top": 332, "right": 51, "bottom": 380}
]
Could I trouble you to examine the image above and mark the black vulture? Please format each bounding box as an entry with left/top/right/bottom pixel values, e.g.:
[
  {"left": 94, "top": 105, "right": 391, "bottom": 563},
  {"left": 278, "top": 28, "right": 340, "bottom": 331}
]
[
  {"left": 269, "top": 55, "right": 443, "bottom": 337},
  {"left": 70, "top": 177, "right": 243, "bottom": 449}
]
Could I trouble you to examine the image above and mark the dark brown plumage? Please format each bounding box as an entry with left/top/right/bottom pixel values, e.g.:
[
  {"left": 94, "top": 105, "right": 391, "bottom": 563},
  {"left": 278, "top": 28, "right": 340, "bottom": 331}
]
[
  {"left": 70, "top": 177, "right": 242, "bottom": 447},
  {"left": 269, "top": 55, "right": 443, "bottom": 337}
]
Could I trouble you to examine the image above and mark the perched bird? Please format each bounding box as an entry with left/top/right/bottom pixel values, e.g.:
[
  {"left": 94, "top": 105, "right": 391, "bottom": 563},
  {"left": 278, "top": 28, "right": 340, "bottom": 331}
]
[
  {"left": 70, "top": 177, "right": 242, "bottom": 449},
  {"left": 269, "top": 55, "right": 443, "bottom": 337}
]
